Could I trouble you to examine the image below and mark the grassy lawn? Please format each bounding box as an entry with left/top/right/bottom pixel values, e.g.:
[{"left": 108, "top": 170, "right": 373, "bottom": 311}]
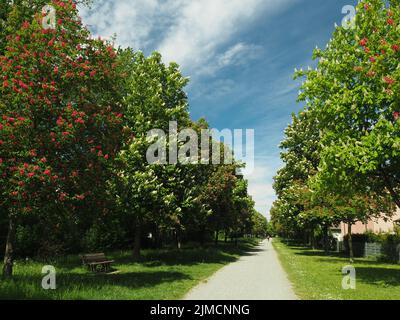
[
  {"left": 273, "top": 239, "right": 400, "bottom": 300},
  {"left": 0, "top": 239, "right": 259, "bottom": 300}
]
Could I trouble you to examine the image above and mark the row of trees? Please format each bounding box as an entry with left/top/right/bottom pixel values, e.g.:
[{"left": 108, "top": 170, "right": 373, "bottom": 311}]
[
  {"left": 0, "top": 0, "right": 268, "bottom": 277},
  {"left": 271, "top": 0, "right": 400, "bottom": 261}
]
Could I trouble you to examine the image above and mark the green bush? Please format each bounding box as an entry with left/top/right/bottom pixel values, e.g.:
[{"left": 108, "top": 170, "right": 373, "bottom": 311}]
[
  {"left": 364, "top": 231, "right": 384, "bottom": 243},
  {"left": 343, "top": 231, "right": 400, "bottom": 261},
  {"left": 380, "top": 233, "right": 400, "bottom": 263},
  {"left": 82, "top": 219, "right": 130, "bottom": 252},
  {"left": 15, "top": 224, "right": 41, "bottom": 258},
  {"left": 343, "top": 234, "right": 369, "bottom": 257}
]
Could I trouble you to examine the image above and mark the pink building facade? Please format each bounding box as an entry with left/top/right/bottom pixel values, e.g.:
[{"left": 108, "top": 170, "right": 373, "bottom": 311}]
[{"left": 339, "top": 209, "right": 400, "bottom": 237}]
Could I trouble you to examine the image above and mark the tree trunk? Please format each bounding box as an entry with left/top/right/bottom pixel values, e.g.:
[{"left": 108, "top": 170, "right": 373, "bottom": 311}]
[
  {"left": 323, "top": 224, "right": 329, "bottom": 254},
  {"left": 3, "top": 218, "right": 16, "bottom": 278},
  {"left": 224, "top": 232, "right": 228, "bottom": 243},
  {"left": 348, "top": 223, "right": 354, "bottom": 263},
  {"left": 310, "top": 229, "right": 315, "bottom": 249},
  {"left": 199, "top": 228, "right": 205, "bottom": 247},
  {"left": 215, "top": 230, "right": 219, "bottom": 246},
  {"left": 175, "top": 230, "right": 181, "bottom": 250},
  {"left": 154, "top": 229, "right": 161, "bottom": 249},
  {"left": 133, "top": 222, "right": 141, "bottom": 260}
]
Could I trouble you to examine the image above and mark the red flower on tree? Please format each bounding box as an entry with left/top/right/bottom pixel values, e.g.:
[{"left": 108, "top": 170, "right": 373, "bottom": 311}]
[
  {"left": 0, "top": 0, "right": 125, "bottom": 276},
  {"left": 383, "top": 76, "right": 395, "bottom": 85},
  {"left": 360, "top": 38, "right": 368, "bottom": 46}
]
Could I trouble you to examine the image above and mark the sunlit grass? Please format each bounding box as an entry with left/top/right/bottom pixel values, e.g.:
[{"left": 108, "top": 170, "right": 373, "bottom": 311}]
[{"left": 273, "top": 239, "right": 400, "bottom": 300}]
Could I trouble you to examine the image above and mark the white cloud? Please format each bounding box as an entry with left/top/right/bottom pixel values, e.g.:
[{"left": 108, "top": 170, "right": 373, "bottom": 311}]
[
  {"left": 81, "top": 0, "right": 293, "bottom": 75},
  {"left": 157, "top": 0, "right": 266, "bottom": 72},
  {"left": 218, "top": 43, "right": 262, "bottom": 68},
  {"left": 195, "top": 42, "right": 264, "bottom": 76},
  {"left": 80, "top": 0, "right": 183, "bottom": 49}
]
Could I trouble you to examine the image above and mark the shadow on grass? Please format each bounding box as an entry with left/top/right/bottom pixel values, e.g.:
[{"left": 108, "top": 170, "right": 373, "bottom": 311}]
[
  {"left": 0, "top": 239, "right": 261, "bottom": 299},
  {"left": 285, "top": 244, "right": 346, "bottom": 258},
  {"left": 116, "top": 240, "right": 260, "bottom": 267},
  {"left": 15, "top": 239, "right": 259, "bottom": 270},
  {"left": 285, "top": 243, "right": 400, "bottom": 271},
  {"left": 0, "top": 270, "right": 191, "bottom": 300},
  {"left": 356, "top": 266, "right": 400, "bottom": 287}
]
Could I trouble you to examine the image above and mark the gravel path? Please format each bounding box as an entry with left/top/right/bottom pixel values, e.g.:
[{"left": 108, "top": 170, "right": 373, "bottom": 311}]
[{"left": 184, "top": 239, "right": 298, "bottom": 300}]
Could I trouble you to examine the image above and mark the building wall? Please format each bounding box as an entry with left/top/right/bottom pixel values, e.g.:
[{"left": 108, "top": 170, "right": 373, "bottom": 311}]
[{"left": 340, "top": 209, "right": 400, "bottom": 236}]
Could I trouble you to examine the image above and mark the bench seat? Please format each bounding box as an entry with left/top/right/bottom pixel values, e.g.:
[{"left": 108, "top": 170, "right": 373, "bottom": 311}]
[{"left": 81, "top": 253, "right": 114, "bottom": 273}]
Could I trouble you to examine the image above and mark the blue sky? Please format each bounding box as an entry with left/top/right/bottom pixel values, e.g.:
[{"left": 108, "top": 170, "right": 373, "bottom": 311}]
[{"left": 80, "top": 0, "right": 358, "bottom": 218}]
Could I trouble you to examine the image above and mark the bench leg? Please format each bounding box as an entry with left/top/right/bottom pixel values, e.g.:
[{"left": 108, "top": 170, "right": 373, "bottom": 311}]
[{"left": 86, "top": 263, "right": 112, "bottom": 273}]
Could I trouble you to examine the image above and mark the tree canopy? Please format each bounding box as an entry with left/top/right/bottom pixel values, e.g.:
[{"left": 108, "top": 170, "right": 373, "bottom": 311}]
[
  {"left": 272, "top": 0, "right": 399, "bottom": 259},
  {"left": 0, "top": 0, "right": 266, "bottom": 276}
]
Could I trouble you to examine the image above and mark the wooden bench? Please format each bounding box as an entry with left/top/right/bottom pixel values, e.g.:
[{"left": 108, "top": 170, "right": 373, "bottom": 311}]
[{"left": 81, "top": 253, "right": 114, "bottom": 273}]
